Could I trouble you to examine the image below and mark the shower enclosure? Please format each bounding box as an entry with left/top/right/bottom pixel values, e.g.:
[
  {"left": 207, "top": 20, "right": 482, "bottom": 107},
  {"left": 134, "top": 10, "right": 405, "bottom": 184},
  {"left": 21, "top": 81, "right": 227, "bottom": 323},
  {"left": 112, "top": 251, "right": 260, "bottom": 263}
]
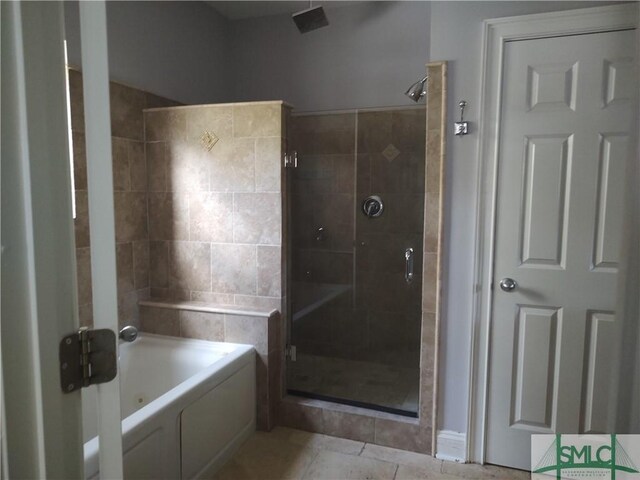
[{"left": 286, "top": 107, "right": 426, "bottom": 416}]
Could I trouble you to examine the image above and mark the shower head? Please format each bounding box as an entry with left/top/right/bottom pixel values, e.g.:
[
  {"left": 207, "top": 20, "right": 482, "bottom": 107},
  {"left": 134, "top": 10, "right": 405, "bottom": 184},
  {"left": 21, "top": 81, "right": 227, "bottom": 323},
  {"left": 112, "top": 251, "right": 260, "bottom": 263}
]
[
  {"left": 292, "top": 2, "right": 329, "bottom": 34},
  {"left": 405, "top": 76, "right": 428, "bottom": 102}
]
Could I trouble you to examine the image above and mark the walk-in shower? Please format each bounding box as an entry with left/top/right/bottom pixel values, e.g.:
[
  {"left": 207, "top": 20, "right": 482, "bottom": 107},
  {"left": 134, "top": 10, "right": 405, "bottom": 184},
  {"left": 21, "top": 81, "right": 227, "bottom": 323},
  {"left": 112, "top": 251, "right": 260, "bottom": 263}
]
[{"left": 286, "top": 107, "right": 427, "bottom": 416}]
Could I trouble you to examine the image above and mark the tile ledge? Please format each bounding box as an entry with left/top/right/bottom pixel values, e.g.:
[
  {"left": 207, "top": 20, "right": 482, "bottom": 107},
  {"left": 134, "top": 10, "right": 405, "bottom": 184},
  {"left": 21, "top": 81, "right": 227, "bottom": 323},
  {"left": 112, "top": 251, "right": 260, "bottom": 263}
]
[
  {"left": 143, "top": 100, "right": 293, "bottom": 113},
  {"left": 139, "top": 299, "right": 277, "bottom": 318}
]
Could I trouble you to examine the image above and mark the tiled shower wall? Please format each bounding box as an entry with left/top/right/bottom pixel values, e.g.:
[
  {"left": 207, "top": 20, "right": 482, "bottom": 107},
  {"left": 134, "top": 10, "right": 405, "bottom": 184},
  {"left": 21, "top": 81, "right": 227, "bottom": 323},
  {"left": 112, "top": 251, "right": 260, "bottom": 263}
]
[
  {"left": 290, "top": 107, "right": 426, "bottom": 366},
  {"left": 357, "top": 109, "right": 426, "bottom": 366},
  {"left": 69, "top": 69, "right": 180, "bottom": 328},
  {"left": 143, "top": 102, "right": 288, "bottom": 312}
]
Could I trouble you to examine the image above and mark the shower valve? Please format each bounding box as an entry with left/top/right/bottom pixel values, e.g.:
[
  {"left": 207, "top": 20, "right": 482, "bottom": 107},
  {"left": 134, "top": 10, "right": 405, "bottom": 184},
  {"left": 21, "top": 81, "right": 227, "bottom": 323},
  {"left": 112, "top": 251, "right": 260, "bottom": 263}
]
[{"left": 362, "top": 195, "right": 384, "bottom": 218}]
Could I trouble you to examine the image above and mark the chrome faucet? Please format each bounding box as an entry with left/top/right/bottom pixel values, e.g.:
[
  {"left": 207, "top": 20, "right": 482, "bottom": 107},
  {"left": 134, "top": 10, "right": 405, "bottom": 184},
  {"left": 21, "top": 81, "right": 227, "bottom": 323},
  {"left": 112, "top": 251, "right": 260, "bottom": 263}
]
[{"left": 119, "top": 325, "right": 138, "bottom": 342}]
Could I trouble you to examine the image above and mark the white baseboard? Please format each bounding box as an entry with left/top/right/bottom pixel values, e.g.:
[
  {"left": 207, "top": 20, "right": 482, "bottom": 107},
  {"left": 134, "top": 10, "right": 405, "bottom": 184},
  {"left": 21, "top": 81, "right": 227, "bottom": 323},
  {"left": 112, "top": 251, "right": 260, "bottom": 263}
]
[{"left": 435, "top": 430, "right": 467, "bottom": 463}]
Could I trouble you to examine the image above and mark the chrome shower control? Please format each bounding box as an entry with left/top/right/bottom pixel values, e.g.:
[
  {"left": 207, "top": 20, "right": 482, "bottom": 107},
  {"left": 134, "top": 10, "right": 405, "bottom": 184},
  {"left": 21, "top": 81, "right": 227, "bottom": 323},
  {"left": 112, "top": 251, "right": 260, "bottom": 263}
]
[
  {"left": 499, "top": 278, "right": 517, "bottom": 292},
  {"left": 405, "top": 248, "right": 414, "bottom": 284},
  {"left": 362, "top": 195, "right": 384, "bottom": 218}
]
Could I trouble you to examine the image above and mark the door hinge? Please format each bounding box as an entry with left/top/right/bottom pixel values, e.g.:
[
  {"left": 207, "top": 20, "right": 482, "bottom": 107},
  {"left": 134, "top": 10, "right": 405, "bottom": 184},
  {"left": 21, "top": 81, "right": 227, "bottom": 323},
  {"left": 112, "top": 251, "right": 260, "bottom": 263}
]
[
  {"left": 284, "top": 151, "right": 298, "bottom": 168},
  {"left": 59, "top": 327, "right": 117, "bottom": 393},
  {"left": 285, "top": 344, "right": 297, "bottom": 362}
]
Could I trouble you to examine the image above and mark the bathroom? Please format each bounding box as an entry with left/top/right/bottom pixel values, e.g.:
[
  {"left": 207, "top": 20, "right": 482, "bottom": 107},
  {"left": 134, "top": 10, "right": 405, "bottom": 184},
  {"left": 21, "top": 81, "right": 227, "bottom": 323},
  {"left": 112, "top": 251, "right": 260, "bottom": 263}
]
[{"left": 2, "top": 1, "right": 639, "bottom": 479}]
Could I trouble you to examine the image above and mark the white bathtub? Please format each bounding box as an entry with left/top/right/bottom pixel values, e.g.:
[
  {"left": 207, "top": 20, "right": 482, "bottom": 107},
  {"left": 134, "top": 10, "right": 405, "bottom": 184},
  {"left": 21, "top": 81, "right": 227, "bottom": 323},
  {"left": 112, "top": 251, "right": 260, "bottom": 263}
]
[{"left": 82, "top": 333, "right": 256, "bottom": 479}]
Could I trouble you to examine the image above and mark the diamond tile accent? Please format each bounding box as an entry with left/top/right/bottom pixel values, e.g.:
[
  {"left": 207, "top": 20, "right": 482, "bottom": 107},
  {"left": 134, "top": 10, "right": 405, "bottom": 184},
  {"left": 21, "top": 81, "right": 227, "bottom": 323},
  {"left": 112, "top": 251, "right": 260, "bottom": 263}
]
[
  {"left": 200, "top": 130, "right": 219, "bottom": 151},
  {"left": 382, "top": 143, "right": 400, "bottom": 161}
]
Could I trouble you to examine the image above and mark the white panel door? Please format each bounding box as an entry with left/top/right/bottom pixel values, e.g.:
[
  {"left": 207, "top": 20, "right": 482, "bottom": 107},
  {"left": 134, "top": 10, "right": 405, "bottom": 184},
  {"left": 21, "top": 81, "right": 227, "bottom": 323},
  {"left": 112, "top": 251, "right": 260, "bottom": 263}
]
[{"left": 486, "top": 29, "right": 636, "bottom": 470}]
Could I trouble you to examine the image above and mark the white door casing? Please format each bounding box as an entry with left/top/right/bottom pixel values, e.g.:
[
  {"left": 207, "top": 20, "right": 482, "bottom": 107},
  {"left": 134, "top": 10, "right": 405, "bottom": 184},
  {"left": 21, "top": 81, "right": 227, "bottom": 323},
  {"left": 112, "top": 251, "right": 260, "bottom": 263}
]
[
  {"left": 78, "top": 2, "right": 125, "bottom": 478},
  {"left": 485, "top": 29, "right": 636, "bottom": 470}
]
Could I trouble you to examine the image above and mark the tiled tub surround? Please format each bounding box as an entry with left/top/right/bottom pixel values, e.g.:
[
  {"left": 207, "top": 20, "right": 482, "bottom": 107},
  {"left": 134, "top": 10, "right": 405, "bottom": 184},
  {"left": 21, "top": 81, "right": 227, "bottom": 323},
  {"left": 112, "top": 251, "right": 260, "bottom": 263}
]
[
  {"left": 69, "top": 69, "right": 180, "bottom": 328},
  {"left": 138, "top": 301, "right": 282, "bottom": 431},
  {"left": 282, "top": 62, "right": 447, "bottom": 455},
  {"left": 141, "top": 102, "right": 289, "bottom": 432},
  {"left": 143, "top": 102, "right": 288, "bottom": 314}
]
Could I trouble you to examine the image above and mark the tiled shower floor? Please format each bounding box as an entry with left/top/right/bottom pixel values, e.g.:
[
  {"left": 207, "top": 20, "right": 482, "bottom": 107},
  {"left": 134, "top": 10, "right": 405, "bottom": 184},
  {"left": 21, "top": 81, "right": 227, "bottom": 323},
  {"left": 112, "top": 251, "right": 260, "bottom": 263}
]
[{"left": 288, "top": 354, "right": 420, "bottom": 413}]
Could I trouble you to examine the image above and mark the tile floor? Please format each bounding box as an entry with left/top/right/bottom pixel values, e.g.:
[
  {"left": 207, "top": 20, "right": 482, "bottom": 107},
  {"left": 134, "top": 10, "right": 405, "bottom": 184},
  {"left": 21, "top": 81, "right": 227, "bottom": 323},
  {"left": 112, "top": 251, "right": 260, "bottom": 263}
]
[
  {"left": 288, "top": 354, "right": 420, "bottom": 413},
  {"left": 213, "top": 427, "right": 531, "bottom": 480}
]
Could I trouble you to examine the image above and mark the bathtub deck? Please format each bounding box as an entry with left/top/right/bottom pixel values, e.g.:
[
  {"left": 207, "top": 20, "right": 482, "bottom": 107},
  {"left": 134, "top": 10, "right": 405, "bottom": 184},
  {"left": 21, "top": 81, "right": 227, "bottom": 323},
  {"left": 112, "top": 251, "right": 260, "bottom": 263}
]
[{"left": 212, "top": 427, "right": 530, "bottom": 479}]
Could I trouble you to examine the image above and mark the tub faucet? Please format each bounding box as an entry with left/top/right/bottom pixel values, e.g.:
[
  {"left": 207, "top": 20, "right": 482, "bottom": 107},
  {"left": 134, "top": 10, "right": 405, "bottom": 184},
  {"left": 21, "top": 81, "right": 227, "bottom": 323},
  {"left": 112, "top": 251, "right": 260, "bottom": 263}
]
[{"left": 119, "top": 325, "right": 138, "bottom": 342}]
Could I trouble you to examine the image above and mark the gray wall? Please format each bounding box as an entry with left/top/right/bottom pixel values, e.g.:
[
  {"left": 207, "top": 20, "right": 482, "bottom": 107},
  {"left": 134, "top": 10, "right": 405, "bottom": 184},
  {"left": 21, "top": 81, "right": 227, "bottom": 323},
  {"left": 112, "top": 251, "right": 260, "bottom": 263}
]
[
  {"left": 429, "top": 0, "right": 622, "bottom": 435},
  {"left": 228, "top": 1, "right": 430, "bottom": 111},
  {"left": 64, "top": 1, "right": 231, "bottom": 105}
]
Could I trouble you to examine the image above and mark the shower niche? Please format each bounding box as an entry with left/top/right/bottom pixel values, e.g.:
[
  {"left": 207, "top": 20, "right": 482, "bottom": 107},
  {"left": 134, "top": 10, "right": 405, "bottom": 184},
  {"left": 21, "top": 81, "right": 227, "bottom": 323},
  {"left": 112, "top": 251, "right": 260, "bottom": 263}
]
[{"left": 286, "top": 107, "right": 427, "bottom": 416}]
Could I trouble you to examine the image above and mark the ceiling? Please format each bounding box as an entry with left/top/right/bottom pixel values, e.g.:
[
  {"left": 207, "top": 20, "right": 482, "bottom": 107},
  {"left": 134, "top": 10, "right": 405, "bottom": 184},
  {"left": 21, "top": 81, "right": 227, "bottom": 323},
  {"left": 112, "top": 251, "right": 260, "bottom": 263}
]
[{"left": 207, "top": 1, "right": 363, "bottom": 20}]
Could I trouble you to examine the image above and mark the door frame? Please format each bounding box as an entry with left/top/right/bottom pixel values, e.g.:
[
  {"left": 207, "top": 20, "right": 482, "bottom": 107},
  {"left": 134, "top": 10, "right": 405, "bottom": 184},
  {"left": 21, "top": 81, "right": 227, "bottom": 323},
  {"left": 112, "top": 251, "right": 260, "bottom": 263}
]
[
  {"left": 1, "top": 1, "right": 124, "bottom": 477},
  {"left": 1, "top": 2, "right": 84, "bottom": 477},
  {"left": 467, "top": 3, "right": 638, "bottom": 465}
]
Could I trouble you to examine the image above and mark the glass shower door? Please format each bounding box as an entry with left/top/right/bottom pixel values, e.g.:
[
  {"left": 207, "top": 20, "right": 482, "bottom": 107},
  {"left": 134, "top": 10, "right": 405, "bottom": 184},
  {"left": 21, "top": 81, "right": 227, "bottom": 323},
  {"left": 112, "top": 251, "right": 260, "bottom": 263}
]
[{"left": 287, "top": 108, "right": 426, "bottom": 416}]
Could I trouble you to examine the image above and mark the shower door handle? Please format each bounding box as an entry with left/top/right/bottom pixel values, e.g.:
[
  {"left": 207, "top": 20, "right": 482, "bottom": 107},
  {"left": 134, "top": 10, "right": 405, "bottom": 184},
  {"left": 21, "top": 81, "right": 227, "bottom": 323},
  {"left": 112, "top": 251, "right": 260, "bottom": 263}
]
[{"left": 405, "top": 248, "right": 414, "bottom": 284}]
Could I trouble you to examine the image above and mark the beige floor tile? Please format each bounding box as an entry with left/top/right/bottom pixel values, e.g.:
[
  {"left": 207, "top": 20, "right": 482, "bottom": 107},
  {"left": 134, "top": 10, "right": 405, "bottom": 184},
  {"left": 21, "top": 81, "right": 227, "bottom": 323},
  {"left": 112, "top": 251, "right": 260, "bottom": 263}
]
[
  {"left": 395, "top": 464, "right": 460, "bottom": 480},
  {"left": 237, "top": 429, "right": 293, "bottom": 452},
  {"left": 287, "top": 429, "right": 365, "bottom": 455},
  {"left": 361, "top": 444, "right": 442, "bottom": 471},
  {"left": 214, "top": 428, "right": 530, "bottom": 480},
  {"left": 214, "top": 432, "right": 319, "bottom": 480},
  {"left": 267, "top": 426, "right": 302, "bottom": 443},
  {"left": 440, "top": 461, "right": 530, "bottom": 479},
  {"left": 303, "top": 450, "right": 397, "bottom": 480},
  {"left": 214, "top": 459, "right": 257, "bottom": 480}
]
